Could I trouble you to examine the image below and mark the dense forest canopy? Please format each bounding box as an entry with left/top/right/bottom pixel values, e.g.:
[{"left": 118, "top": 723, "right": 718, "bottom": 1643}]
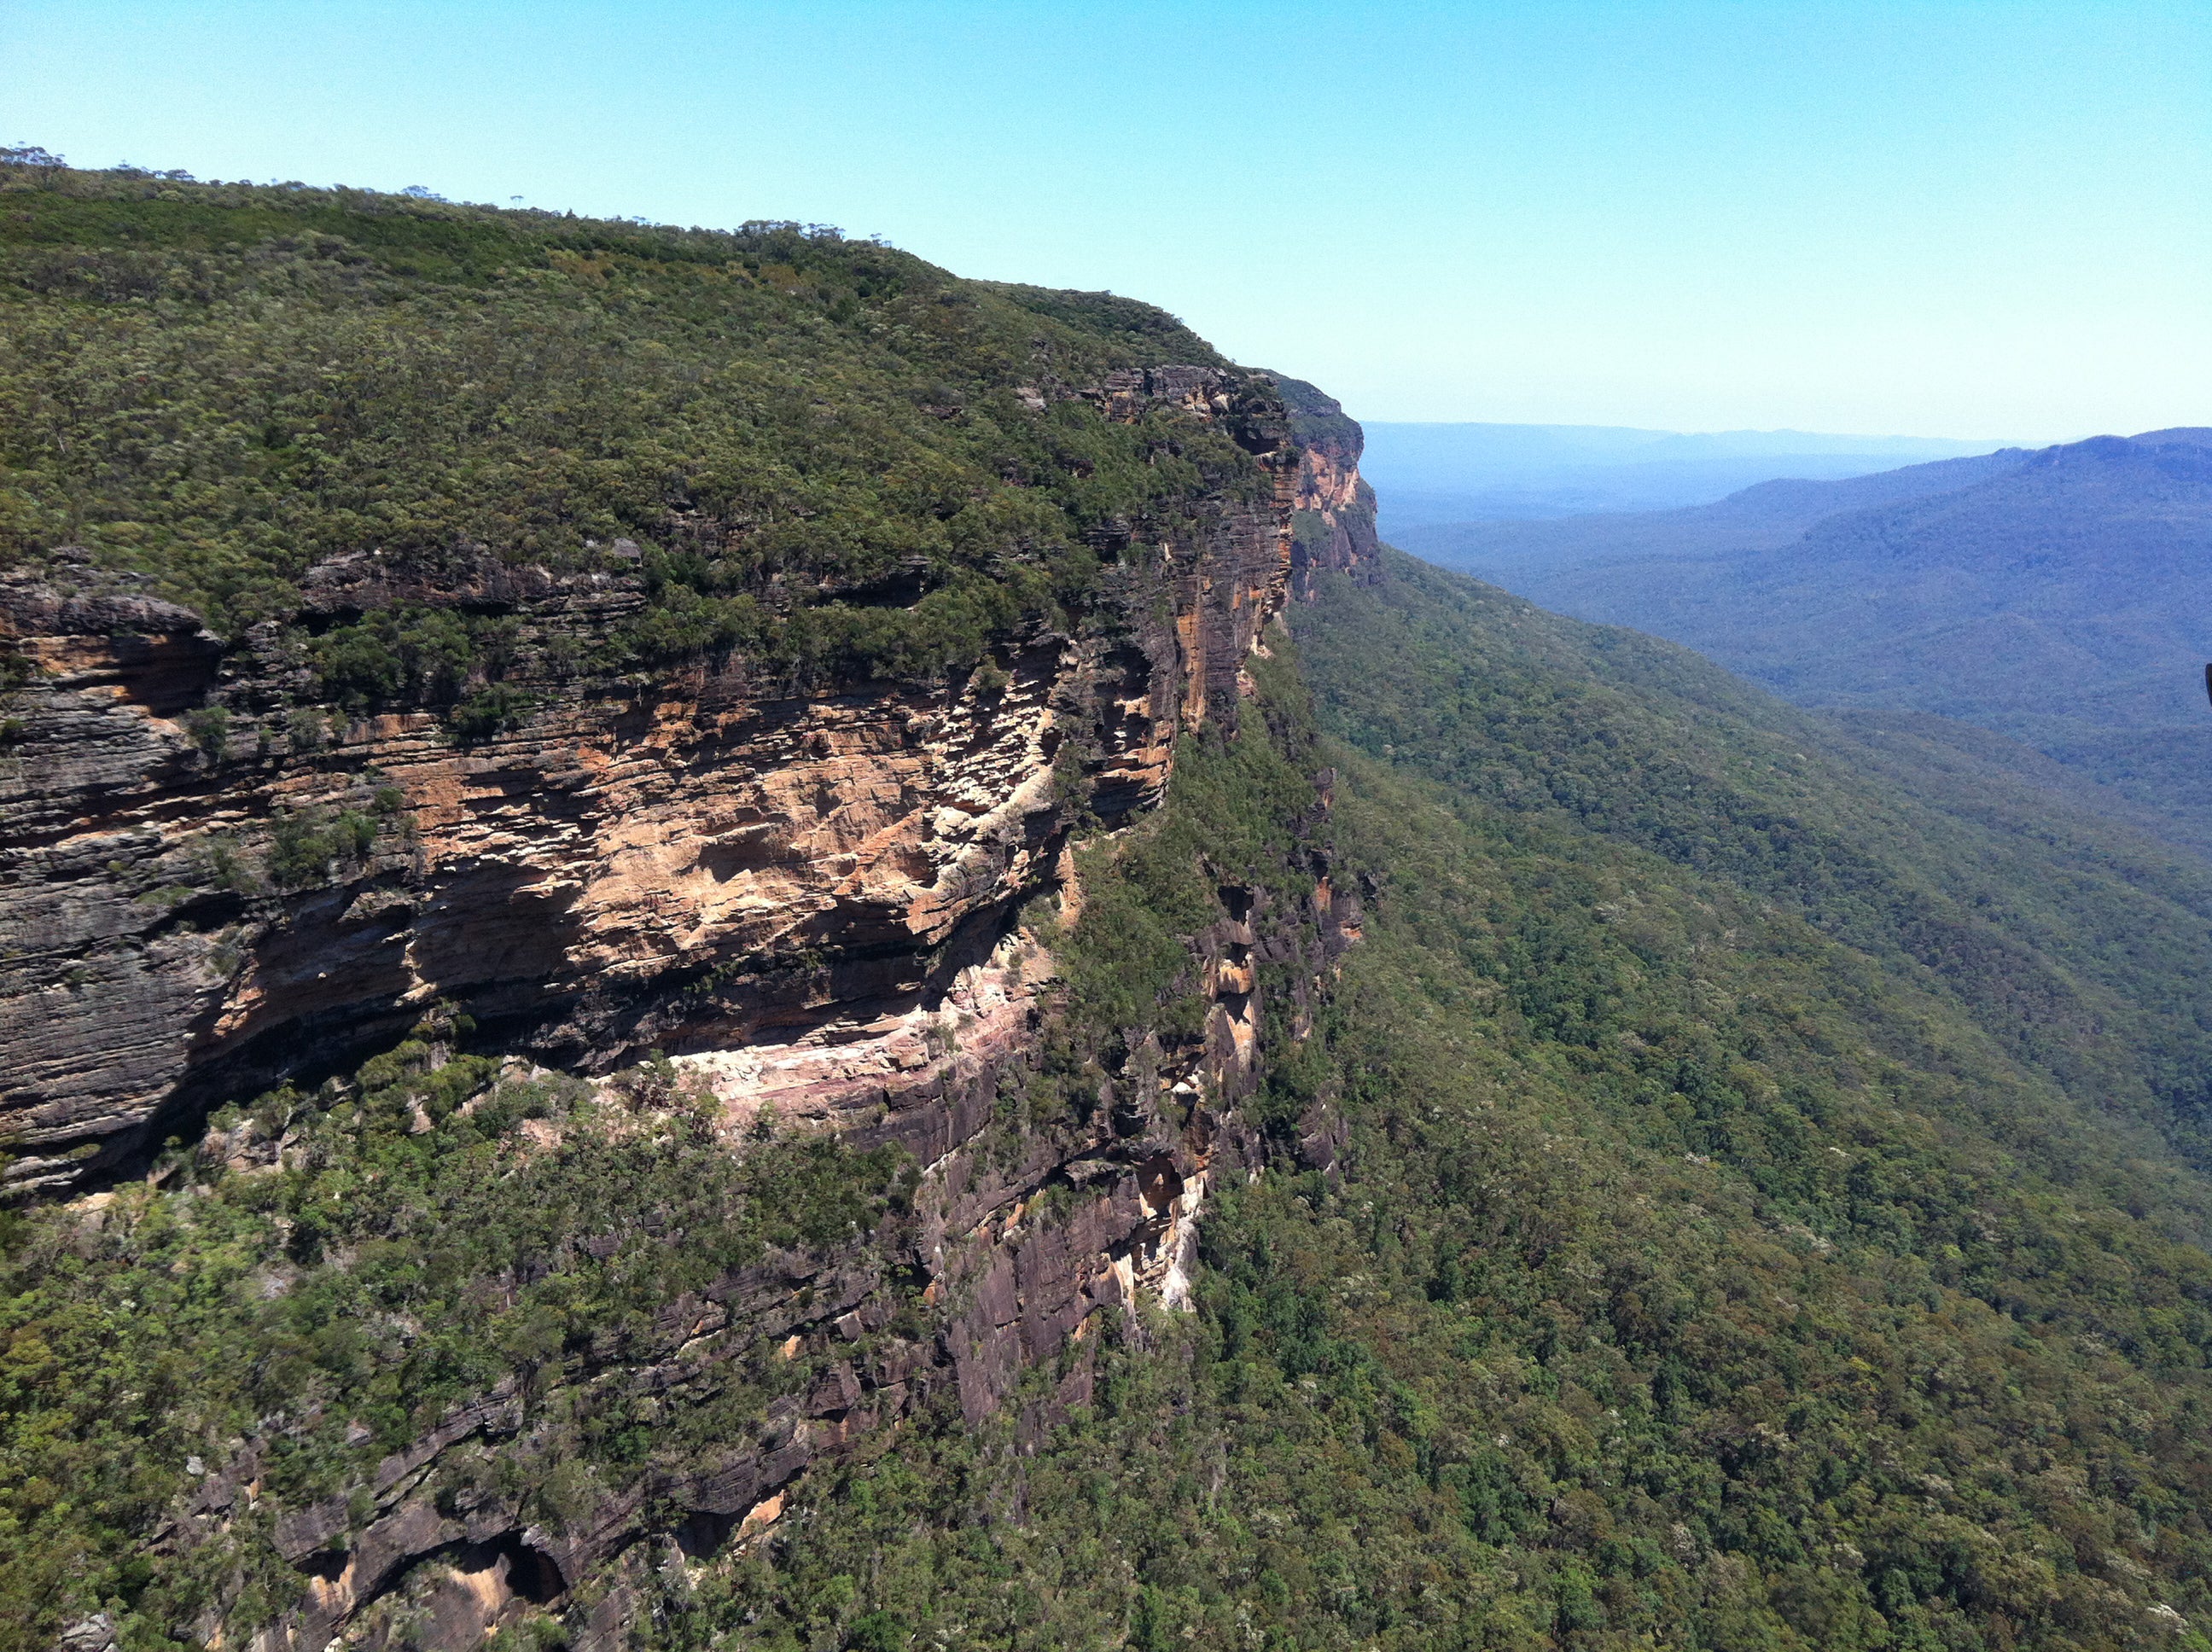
[{"left": 0, "top": 154, "right": 1276, "bottom": 693}]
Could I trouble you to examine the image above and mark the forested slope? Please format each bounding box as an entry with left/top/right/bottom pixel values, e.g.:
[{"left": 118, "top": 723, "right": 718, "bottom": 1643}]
[
  {"left": 1299, "top": 551, "right": 2212, "bottom": 1181},
  {"left": 1400, "top": 433, "right": 2212, "bottom": 856},
  {"left": 694, "top": 557, "right": 2212, "bottom": 1652}
]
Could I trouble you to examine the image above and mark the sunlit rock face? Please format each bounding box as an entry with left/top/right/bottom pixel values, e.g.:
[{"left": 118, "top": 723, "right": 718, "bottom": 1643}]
[
  {"left": 1276, "top": 372, "right": 1382, "bottom": 594},
  {"left": 4, "top": 367, "right": 1377, "bottom": 1652},
  {"left": 0, "top": 366, "right": 1317, "bottom": 1194}
]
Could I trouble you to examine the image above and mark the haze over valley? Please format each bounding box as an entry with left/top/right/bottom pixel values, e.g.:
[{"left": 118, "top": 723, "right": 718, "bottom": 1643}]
[
  {"left": 1395, "top": 428, "right": 2212, "bottom": 856},
  {"left": 1365, "top": 421, "right": 2017, "bottom": 532}
]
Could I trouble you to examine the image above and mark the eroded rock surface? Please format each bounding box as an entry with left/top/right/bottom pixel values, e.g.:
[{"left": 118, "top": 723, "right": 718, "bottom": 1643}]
[
  {"left": 10, "top": 367, "right": 1377, "bottom": 1652},
  {"left": 1278, "top": 372, "right": 1382, "bottom": 592},
  {"left": 0, "top": 369, "right": 1302, "bottom": 1193}
]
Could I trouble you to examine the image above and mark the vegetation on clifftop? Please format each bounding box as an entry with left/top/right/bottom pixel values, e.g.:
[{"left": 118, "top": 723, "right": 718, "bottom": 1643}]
[{"left": 0, "top": 153, "right": 1279, "bottom": 697}]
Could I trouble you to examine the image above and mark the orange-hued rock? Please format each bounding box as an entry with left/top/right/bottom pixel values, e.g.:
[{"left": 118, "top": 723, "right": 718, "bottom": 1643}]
[
  {"left": 18, "top": 369, "right": 1380, "bottom": 1652},
  {"left": 1279, "top": 374, "right": 1382, "bottom": 594},
  {"left": 0, "top": 367, "right": 1313, "bottom": 1194}
]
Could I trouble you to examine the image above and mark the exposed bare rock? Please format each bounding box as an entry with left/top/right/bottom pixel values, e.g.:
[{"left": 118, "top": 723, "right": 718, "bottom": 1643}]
[
  {"left": 1275, "top": 373, "right": 1382, "bottom": 592},
  {"left": 217, "top": 839, "right": 1358, "bottom": 1652},
  {"left": 0, "top": 369, "right": 1312, "bottom": 1193},
  {"left": 14, "top": 367, "right": 1378, "bottom": 1652}
]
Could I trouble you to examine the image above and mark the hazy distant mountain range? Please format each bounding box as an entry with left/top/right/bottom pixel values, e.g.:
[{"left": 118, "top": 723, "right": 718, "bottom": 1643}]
[
  {"left": 1362, "top": 420, "right": 2015, "bottom": 531},
  {"left": 1398, "top": 428, "right": 2212, "bottom": 852}
]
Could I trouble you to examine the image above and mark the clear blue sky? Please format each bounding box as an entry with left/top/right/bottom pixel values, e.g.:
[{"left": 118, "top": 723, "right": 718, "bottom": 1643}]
[{"left": 9, "top": 1, "right": 2206, "bottom": 439}]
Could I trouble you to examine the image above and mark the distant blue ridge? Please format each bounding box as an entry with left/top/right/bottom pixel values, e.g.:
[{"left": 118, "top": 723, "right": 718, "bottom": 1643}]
[{"left": 1363, "top": 421, "right": 2016, "bottom": 528}]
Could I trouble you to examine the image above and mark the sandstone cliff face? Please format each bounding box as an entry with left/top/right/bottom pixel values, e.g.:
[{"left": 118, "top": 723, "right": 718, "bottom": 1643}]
[
  {"left": 8, "top": 369, "right": 1372, "bottom": 1652},
  {"left": 191, "top": 846, "right": 1353, "bottom": 1652},
  {"left": 1276, "top": 374, "right": 1382, "bottom": 592},
  {"left": 1, "top": 368, "right": 1293, "bottom": 1195}
]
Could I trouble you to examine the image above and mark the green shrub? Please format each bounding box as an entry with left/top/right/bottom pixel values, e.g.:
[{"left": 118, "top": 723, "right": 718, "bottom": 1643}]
[
  {"left": 265, "top": 806, "right": 377, "bottom": 887},
  {"left": 308, "top": 607, "right": 473, "bottom": 710},
  {"left": 447, "top": 683, "right": 536, "bottom": 742},
  {"left": 183, "top": 706, "right": 230, "bottom": 762}
]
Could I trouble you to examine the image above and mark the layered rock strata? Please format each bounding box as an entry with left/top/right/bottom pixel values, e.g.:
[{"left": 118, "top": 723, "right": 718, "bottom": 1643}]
[
  {"left": 0, "top": 369, "right": 1294, "bottom": 1194},
  {"left": 9, "top": 367, "right": 1371, "bottom": 1650},
  {"left": 200, "top": 846, "right": 1353, "bottom": 1652},
  {"left": 1276, "top": 373, "right": 1382, "bottom": 593}
]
